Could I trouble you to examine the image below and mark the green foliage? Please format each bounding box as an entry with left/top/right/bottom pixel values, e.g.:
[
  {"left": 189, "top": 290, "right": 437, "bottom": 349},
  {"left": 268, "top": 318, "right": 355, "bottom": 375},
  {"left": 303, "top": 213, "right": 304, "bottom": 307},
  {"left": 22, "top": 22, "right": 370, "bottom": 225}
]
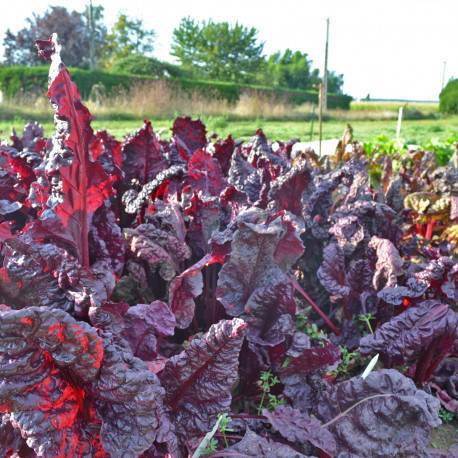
[
  {"left": 110, "top": 54, "right": 186, "bottom": 78},
  {"left": 440, "top": 78, "right": 458, "bottom": 114},
  {"left": 104, "top": 14, "right": 156, "bottom": 66},
  {"left": 0, "top": 66, "right": 136, "bottom": 98},
  {"left": 295, "top": 315, "right": 327, "bottom": 346},
  {"left": 438, "top": 407, "right": 455, "bottom": 422},
  {"left": 201, "top": 438, "right": 218, "bottom": 454},
  {"left": 217, "top": 413, "right": 233, "bottom": 448},
  {"left": 171, "top": 17, "right": 265, "bottom": 83},
  {"left": 262, "top": 49, "right": 312, "bottom": 90},
  {"left": 257, "top": 370, "right": 281, "bottom": 414},
  {"left": 333, "top": 345, "right": 359, "bottom": 376},
  {"left": 358, "top": 313, "right": 375, "bottom": 335},
  {"left": 421, "top": 134, "right": 456, "bottom": 166}
]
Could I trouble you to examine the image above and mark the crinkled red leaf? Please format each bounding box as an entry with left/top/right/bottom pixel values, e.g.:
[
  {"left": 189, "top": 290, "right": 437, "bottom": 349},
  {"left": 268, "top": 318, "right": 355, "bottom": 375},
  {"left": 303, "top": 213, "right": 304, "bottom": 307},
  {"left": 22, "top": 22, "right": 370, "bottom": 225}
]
[
  {"left": 172, "top": 116, "right": 207, "bottom": 160},
  {"left": 313, "top": 369, "right": 441, "bottom": 457},
  {"left": 186, "top": 148, "right": 227, "bottom": 197},
  {"left": 35, "top": 34, "right": 113, "bottom": 266},
  {"left": 212, "top": 135, "right": 235, "bottom": 175},
  {"left": 90, "top": 333, "right": 167, "bottom": 457},
  {"left": 90, "top": 130, "right": 123, "bottom": 181},
  {"left": 121, "top": 120, "right": 167, "bottom": 185},
  {"left": 184, "top": 191, "right": 220, "bottom": 258},
  {"left": 0, "top": 237, "right": 109, "bottom": 316},
  {"left": 329, "top": 215, "right": 365, "bottom": 256},
  {"left": 0, "top": 306, "right": 103, "bottom": 456},
  {"left": 263, "top": 405, "right": 336, "bottom": 455},
  {"left": 160, "top": 318, "right": 246, "bottom": 445}
]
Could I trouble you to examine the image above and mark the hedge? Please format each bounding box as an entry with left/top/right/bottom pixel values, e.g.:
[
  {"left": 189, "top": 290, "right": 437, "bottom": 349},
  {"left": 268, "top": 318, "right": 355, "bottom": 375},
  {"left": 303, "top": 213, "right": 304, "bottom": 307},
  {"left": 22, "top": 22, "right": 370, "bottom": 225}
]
[
  {"left": 0, "top": 66, "right": 352, "bottom": 109},
  {"left": 440, "top": 79, "right": 458, "bottom": 114}
]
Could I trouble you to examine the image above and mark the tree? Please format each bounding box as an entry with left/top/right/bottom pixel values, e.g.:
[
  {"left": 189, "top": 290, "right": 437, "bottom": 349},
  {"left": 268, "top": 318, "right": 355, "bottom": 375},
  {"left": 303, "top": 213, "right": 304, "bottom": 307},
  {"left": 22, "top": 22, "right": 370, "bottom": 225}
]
[
  {"left": 171, "top": 17, "right": 265, "bottom": 83},
  {"left": 3, "top": 6, "right": 105, "bottom": 67},
  {"left": 104, "top": 14, "right": 156, "bottom": 67},
  {"left": 326, "top": 71, "right": 344, "bottom": 94},
  {"left": 263, "top": 49, "right": 312, "bottom": 90}
]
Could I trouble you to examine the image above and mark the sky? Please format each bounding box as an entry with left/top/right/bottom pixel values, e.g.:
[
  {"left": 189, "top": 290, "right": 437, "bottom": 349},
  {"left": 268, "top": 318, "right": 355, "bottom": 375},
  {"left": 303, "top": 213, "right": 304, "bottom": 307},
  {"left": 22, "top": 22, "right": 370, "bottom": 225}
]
[{"left": 1, "top": 0, "right": 457, "bottom": 101}]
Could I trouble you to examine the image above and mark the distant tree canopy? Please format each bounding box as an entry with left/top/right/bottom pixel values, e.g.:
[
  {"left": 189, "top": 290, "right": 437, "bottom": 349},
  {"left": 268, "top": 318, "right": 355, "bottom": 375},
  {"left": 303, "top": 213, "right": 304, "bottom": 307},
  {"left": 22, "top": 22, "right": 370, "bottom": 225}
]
[
  {"left": 2, "top": 8, "right": 346, "bottom": 96},
  {"left": 2, "top": 6, "right": 155, "bottom": 70},
  {"left": 3, "top": 6, "right": 99, "bottom": 67},
  {"left": 171, "top": 17, "right": 265, "bottom": 83},
  {"left": 103, "top": 14, "right": 156, "bottom": 67}
]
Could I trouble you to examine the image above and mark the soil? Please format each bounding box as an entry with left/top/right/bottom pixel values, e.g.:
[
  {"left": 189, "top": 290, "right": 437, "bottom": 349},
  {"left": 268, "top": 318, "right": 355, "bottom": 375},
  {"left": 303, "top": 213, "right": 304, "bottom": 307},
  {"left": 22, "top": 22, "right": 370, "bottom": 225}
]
[{"left": 429, "top": 418, "right": 458, "bottom": 453}]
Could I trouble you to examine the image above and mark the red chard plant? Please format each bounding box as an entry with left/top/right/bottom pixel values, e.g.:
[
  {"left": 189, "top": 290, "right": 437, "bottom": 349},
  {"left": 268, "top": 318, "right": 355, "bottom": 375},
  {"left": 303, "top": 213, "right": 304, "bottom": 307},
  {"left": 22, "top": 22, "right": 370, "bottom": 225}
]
[{"left": 0, "top": 34, "right": 456, "bottom": 457}]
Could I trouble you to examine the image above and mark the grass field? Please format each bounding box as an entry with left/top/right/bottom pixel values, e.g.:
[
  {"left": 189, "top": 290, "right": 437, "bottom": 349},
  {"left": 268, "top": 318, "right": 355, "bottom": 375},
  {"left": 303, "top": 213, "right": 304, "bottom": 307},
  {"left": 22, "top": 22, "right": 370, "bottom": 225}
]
[{"left": 1, "top": 115, "right": 456, "bottom": 145}]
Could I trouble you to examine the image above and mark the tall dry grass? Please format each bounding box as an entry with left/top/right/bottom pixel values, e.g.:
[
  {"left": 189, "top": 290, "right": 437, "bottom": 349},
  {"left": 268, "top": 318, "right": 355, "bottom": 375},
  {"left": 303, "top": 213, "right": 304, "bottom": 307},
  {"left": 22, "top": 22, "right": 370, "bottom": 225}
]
[{"left": 0, "top": 79, "right": 441, "bottom": 124}]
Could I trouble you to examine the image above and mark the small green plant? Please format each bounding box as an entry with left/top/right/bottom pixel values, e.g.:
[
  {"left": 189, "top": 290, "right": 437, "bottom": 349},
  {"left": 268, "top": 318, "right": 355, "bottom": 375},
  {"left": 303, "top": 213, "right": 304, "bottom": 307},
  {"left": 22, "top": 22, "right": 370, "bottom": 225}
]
[
  {"left": 295, "top": 315, "right": 327, "bottom": 346},
  {"left": 438, "top": 407, "right": 455, "bottom": 422},
  {"left": 267, "top": 393, "right": 287, "bottom": 410},
  {"left": 257, "top": 370, "right": 281, "bottom": 414},
  {"left": 217, "top": 413, "right": 233, "bottom": 448},
  {"left": 358, "top": 312, "right": 375, "bottom": 335},
  {"left": 333, "top": 345, "right": 359, "bottom": 376},
  {"left": 201, "top": 437, "right": 218, "bottom": 454}
]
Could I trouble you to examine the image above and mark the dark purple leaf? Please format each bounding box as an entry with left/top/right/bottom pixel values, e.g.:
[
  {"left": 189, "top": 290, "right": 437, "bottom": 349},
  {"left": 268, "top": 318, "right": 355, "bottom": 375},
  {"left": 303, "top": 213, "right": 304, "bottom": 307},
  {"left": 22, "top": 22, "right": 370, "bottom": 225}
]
[
  {"left": 244, "top": 280, "right": 296, "bottom": 346},
  {"left": 124, "top": 223, "right": 191, "bottom": 281},
  {"left": 263, "top": 405, "right": 336, "bottom": 455},
  {"left": 160, "top": 318, "right": 246, "bottom": 445},
  {"left": 121, "top": 120, "right": 167, "bottom": 185},
  {"left": 227, "top": 149, "right": 256, "bottom": 193},
  {"left": 313, "top": 369, "right": 441, "bottom": 457},
  {"left": 368, "top": 236, "right": 404, "bottom": 290},
  {"left": 89, "top": 200, "right": 125, "bottom": 276},
  {"left": 216, "top": 213, "right": 289, "bottom": 316},
  {"left": 123, "top": 301, "right": 176, "bottom": 359},
  {"left": 271, "top": 211, "right": 305, "bottom": 271},
  {"left": 360, "top": 300, "right": 458, "bottom": 366},
  {"left": 169, "top": 254, "right": 214, "bottom": 329},
  {"left": 172, "top": 116, "right": 207, "bottom": 160},
  {"left": 212, "top": 135, "right": 235, "bottom": 175},
  {"left": 90, "top": 333, "right": 167, "bottom": 457},
  {"left": 0, "top": 237, "right": 109, "bottom": 316},
  {"left": 268, "top": 159, "right": 313, "bottom": 216},
  {"left": 329, "top": 215, "right": 365, "bottom": 256},
  {"left": 186, "top": 148, "right": 227, "bottom": 197},
  {"left": 317, "top": 243, "right": 349, "bottom": 297},
  {"left": 213, "top": 427, "right": 310, "bottom": 458},
  {"left": 184, "top": 191, "right": 220, "bottom": 258}
]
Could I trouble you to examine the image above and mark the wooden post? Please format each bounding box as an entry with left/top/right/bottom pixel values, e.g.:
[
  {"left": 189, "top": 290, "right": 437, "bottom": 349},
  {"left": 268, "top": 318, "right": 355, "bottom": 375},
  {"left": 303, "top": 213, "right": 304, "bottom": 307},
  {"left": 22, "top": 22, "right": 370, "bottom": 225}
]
[
  {"left": 318, "top": 83, "right": 323, "bottom": 156},
  {"left": 323, "top": 18, "right": 329, "bottom": 111},
  {"left": 309, "top": 104, "right": 316, "bottom": 140},
  {"left": 396, "top": 107, "right": 403, "bottom": 139}
]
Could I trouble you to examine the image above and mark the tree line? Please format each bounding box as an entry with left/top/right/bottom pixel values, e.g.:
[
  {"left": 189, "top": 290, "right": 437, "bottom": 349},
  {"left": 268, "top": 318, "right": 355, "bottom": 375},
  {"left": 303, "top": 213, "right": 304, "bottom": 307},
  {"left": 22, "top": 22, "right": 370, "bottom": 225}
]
[{"left": 2, "top": 6, "right": 344, "bottom": 94}]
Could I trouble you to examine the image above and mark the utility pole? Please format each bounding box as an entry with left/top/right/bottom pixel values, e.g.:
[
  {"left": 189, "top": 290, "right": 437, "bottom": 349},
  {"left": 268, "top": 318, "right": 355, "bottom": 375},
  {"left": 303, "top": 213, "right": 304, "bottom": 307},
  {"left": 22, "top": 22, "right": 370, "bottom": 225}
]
[
  {"left": 442, "top": 61, "right": 447, "bottom": 90},
  {"left": 89, "top": 0, "right": 95, "bottom": 70},
  {"left": 323, "top": 18, "right": 329, "bottom": 110}
]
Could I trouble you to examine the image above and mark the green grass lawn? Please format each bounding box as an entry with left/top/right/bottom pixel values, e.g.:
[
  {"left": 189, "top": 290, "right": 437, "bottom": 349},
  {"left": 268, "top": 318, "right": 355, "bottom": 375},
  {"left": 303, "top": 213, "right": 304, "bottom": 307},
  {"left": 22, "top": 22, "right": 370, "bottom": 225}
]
[{"left": 1, "top": 115, "right": 457, "bottom": 145}]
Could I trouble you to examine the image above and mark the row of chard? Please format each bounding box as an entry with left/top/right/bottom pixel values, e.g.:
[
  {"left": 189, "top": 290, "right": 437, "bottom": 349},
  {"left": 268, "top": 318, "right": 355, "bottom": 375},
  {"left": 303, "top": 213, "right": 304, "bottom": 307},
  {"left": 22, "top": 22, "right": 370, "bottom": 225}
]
[{"left": 0, "top": 34, "right": 457, "bottom": 457}]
